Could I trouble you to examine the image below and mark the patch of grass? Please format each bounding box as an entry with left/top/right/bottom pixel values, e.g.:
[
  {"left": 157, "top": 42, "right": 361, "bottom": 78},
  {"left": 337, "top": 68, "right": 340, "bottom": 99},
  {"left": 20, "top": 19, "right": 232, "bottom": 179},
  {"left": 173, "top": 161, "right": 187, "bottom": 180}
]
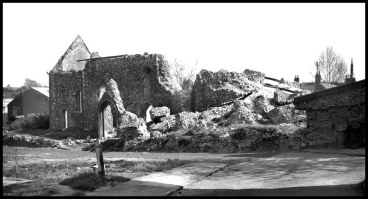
[
  {"left": 108, "top": 158, "right": 189, "bottom": 173},
  {"left": 39, "top": 187, "right": 60, "bottom": 195},
  {"left": 10, "top": 128, "right": 98, "bottom": 140},
  {"left": 3, "top": 161, "right": 88, "bottom": 183},
  {"left": 4, "top": 159, "right": 189, "bottom": 192}
]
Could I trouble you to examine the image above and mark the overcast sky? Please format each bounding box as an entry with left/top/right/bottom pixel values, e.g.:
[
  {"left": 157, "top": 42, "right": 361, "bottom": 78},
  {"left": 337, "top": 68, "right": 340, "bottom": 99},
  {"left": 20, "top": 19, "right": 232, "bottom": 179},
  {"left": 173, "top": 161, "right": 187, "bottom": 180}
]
[{"left": 3, "top": 3, "right": 365, "bottom": 87}]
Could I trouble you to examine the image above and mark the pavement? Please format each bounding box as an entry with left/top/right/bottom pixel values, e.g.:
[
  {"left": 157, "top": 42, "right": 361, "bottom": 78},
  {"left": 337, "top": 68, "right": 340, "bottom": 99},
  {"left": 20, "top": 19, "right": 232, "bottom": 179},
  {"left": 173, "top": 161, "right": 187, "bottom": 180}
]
[
  {"left": 2, "top": 177, "right": 36, "bottom": 187},
  {"left": 303, "top": 147, "right": 365, "bottom": 157},
  {"left": 87, "top": 148, "right": 366, "bottom": 196}
]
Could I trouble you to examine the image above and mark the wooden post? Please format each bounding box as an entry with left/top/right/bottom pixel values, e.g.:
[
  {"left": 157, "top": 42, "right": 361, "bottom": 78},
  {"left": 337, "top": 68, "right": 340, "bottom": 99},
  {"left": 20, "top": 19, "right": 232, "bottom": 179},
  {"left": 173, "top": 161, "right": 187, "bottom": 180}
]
[
  {"left": 15, "top": 148, "right": 18, "bottom": 178},
  {"left": 95, "top": 139, "right": 105, "bottom": 183}
]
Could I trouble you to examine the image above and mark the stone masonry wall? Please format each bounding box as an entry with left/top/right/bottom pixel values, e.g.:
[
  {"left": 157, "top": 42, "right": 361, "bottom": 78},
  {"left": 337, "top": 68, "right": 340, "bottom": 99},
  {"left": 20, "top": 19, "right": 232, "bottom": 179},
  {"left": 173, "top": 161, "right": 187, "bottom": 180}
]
[
  {"left": 293, "top": 80, "right": 365, "bottom": 146},
  {"left": 50, "top": 53, "right": 181, "bottom": 131},
  {"left": 49, "top": 71, "right": 84, "bottom": 129}
]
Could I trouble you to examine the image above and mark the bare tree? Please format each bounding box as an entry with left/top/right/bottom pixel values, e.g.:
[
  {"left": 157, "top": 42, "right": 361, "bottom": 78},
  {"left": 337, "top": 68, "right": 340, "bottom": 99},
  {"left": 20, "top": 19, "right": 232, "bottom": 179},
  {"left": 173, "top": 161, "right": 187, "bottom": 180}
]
[
  {"left": 171, "top": 58, "right": 199, "bottom": 90},
  {"left": 23, "top": 78, "right": 43, "bottom": 88},
  {"left": 313, "top": 46, "right": 348, "bottom": 84}
]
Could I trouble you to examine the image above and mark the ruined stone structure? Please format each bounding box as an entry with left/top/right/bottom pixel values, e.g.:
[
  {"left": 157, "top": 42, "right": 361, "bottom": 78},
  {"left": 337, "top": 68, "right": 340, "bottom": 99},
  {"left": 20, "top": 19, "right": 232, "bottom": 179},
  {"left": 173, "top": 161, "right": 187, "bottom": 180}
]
[
  {"left": 48, "top": 36, "right": 180, "bottom": 135},
  {"left": 293, "top": 79, "right": 365, "bottom": 146},
  {"left": 191, "top": 69, "right": 264, "bottom": 112}
]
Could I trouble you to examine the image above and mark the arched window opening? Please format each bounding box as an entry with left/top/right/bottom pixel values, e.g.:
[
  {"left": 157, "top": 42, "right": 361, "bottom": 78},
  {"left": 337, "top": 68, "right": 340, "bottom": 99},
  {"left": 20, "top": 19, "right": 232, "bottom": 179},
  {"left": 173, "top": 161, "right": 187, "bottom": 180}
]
[
  {"left": 61, "top": 85, "right": 66, "bottom": 102},
  {"left": 75, "top": 89, "right": 82, "bottom": 112}
]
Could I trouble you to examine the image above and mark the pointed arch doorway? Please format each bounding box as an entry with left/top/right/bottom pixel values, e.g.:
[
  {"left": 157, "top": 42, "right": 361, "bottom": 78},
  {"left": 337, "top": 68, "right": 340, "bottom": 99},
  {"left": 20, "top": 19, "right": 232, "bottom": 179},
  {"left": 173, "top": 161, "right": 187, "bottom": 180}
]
[
  {"left": 96, "top": 78, "right": 124, "bottom": 139},
  {"left": 97, "top": 97, "right": 119, "bottom": 138}
]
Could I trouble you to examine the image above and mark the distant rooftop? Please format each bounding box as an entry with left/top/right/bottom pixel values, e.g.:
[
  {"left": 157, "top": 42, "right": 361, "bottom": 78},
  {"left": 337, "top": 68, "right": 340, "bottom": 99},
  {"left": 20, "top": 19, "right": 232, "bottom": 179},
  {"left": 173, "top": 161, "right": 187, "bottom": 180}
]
[{"left": 31, "top": 87, "right": 49, "bottom": 97}]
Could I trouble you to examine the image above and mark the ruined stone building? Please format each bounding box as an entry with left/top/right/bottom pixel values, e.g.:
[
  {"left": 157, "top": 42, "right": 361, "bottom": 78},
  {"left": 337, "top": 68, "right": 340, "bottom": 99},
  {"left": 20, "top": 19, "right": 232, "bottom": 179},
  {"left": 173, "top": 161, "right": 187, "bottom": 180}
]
[
  {"left": 48, "top": 36, "right": 182, "bottom": 136},
  {"left": 293, "top": 79, "right": 365, "bottom": 146}
]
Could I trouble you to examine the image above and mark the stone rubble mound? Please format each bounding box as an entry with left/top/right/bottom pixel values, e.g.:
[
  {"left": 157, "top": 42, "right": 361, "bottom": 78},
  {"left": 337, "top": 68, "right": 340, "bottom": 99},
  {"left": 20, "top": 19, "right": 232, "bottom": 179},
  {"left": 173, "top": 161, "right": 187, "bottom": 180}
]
[{"left": 144, "top": 68, "right": 304, "bottom": 134}]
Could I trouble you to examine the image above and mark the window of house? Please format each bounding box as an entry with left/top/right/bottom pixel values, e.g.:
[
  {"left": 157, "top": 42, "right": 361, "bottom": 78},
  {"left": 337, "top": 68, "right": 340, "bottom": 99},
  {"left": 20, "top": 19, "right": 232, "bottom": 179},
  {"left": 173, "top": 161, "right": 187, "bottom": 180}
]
[{"left": 61, "top": 85, "right": 66, "bottom": 101}]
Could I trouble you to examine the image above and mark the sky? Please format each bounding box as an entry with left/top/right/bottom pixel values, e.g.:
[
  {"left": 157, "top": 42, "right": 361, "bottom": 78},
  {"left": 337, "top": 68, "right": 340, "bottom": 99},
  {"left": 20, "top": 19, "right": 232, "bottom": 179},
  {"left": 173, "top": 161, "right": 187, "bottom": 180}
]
[{"left": 3, "top": 3, "right": 365, "bottom": 87}]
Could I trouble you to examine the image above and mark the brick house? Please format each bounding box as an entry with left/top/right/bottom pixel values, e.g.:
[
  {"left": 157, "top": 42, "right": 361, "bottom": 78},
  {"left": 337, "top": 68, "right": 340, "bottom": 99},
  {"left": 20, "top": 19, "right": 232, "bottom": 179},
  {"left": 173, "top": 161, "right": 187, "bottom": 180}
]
[
  {"left": 3, "top": 87, "right": 22, "bottom": 123},
  {"left": 7, "top": 87, "right": 49, "bottom": 121}
]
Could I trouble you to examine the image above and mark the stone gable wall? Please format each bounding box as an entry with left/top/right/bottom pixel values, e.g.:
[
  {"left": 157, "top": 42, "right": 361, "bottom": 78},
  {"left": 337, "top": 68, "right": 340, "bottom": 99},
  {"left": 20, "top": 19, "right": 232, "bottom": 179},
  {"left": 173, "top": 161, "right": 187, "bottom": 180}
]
[{"left": 49, "top": 54, "right": 181, "bottom": 131}]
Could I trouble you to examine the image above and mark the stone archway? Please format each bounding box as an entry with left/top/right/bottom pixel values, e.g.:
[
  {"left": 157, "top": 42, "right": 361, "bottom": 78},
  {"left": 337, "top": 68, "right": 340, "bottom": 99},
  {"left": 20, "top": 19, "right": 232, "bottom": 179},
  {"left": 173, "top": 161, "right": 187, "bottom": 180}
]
[
  {"left": 142, "top": 102, "right": 153, "bottom": 123},
  {"left": 96, "top": 78, "right": 150, "bottom": 140},
  {"left": 97, "top": 92, "right": 121, "bottom": 138}
]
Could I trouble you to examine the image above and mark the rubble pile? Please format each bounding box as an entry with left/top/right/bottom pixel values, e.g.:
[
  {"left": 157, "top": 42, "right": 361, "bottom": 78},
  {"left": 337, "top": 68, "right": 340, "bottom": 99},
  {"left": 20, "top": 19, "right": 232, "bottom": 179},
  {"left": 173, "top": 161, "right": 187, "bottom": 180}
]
[
  {"left": 5, "top": 68, "right": 309, "bottom": 153},
  {"left": 99, "top": 68, "right": 308, "bottom": 152}
]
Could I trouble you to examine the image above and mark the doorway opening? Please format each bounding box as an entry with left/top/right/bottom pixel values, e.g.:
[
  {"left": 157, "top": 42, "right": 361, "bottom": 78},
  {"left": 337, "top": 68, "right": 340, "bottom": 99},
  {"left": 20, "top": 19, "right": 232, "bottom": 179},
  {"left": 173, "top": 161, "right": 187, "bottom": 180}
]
[
  {"left": 61, "top": 109, "right": 68, "bottom": 129},
  {"left": 98, "top": 100, "right": 118, "bottom": 138}
]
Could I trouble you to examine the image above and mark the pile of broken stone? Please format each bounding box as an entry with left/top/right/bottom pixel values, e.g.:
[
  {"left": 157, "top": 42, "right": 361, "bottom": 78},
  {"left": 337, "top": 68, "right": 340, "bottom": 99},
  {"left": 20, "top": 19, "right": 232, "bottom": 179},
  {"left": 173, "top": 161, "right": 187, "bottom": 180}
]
[{"left": 100, "top": 68, "right": 308, "bottom": 152}]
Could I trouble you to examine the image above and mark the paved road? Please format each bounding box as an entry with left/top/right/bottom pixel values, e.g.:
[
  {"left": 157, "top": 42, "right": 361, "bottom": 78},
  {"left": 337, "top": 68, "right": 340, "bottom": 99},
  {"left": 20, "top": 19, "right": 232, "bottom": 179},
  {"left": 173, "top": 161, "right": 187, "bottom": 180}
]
[{"left": 172, "top": 152, "right": 365, "bottom": 196}]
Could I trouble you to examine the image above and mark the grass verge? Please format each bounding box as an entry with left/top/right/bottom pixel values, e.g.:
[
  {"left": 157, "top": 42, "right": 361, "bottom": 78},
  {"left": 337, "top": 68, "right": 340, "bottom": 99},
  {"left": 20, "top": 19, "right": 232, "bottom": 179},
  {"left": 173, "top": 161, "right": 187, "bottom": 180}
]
[{"left": 3, "top": 159, "right": 190, "bottom": 192}]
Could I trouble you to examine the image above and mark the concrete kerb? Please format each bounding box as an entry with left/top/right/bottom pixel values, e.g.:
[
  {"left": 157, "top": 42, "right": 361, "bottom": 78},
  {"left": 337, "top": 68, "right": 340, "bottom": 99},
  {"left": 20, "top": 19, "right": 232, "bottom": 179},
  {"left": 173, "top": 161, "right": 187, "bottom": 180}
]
[{"left": 87, "top": 180, "right": 183, "bottom": 196}]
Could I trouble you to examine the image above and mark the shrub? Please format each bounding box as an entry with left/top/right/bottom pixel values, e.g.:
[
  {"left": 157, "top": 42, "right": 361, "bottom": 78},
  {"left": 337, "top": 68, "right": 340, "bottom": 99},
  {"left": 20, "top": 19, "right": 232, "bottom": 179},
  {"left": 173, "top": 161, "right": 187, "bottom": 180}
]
[
  {"left": 230, "top": 124, "right": 279, "bottom": 140},
  {"left": 59, "top": 172, "right": 105, "bottom": 191},
  {"left": 9, "top": 115, "right": 49, "bottom": 130},
  {"left": 177, "top": 136, "right": 192, "bottom": 147}
]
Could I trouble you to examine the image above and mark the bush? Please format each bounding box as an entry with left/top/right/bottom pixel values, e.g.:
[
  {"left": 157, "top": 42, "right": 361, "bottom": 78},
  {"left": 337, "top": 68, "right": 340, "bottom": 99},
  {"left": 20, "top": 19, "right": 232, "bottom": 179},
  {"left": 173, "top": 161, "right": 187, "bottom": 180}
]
[
  {"left": 177, "top": 136, "right": 192, "bottom": 147},
  {"left": 9, "top": 115, "right": 49, "bottom": 130},
  {"left": 59, "top": 172, "right": 104, "bottom": 191},
  {"left": 230, "top": 125, "right": 279, "bottom": 140}
]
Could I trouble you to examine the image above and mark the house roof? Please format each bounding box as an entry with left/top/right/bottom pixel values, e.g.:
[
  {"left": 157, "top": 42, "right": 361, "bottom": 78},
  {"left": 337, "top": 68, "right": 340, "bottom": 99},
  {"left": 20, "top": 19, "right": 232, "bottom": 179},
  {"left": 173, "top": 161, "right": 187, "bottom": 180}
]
[
  {"left": 313, "top": 83, "right": 336, "bottom": 93},
  {"left": 31, "top": 87, "right": 49, "bottom": 97},
  {"left": 294, "top": 79, "right": 365, "bottom": 103},
  {"left": 300, "top": 82, "right": 316, "bottom": 91}
]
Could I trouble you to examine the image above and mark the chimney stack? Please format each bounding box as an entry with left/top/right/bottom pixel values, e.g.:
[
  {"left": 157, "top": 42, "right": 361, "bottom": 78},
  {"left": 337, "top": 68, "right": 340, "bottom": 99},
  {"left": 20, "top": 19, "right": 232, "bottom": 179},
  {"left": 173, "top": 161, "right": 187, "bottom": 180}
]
[
  {"left": 294, "top": 75, "right": 300, "bottom": 83},
  {"left": 350, "top": 58, "right": 354, "bottom": 79}
]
